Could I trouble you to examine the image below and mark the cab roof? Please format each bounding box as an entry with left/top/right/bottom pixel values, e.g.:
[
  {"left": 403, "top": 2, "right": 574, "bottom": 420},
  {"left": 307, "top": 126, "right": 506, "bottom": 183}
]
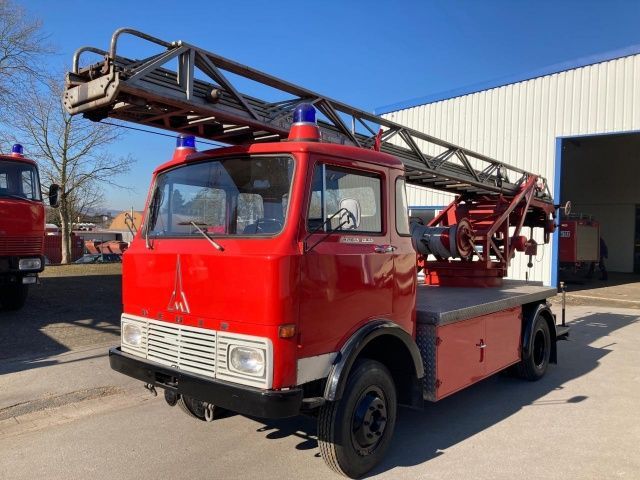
[
  {"left": 154, "top": 140, "right": 405, "bottom": 174},
  {"left": 0, "top": 154, "right": 37, "bottom": 166}
]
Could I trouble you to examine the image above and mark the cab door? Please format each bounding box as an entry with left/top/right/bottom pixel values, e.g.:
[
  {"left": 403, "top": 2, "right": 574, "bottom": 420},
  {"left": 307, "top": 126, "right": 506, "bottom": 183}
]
[{"left": 298, "top": 160, "right": 393, "bottom": 358}]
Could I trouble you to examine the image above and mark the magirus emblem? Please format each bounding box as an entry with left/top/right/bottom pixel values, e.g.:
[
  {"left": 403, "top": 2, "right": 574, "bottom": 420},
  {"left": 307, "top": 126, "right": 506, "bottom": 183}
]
[{"left": 167, "top": 255, "right": 190, "bottom": 314}]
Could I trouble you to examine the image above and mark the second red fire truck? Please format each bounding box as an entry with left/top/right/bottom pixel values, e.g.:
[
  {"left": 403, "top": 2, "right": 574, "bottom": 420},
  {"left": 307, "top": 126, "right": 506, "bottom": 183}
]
[
  {"left": 0, "top": 144, "right": 59, "bottom": 310},
  {"left": 65, "top": 29, "right": 568, "bottom": 478}
]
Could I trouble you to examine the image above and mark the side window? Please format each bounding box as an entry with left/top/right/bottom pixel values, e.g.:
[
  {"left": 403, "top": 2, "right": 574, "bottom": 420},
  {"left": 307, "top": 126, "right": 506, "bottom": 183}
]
[
  {"left": 21, "top": 170, "right": 35, "bottom": 200},
  {"left": 395, "top": 178, "right": 410, "bottom": 235},
  {"left": 307, "top": 163, "right": 382, "bottom": 233}
]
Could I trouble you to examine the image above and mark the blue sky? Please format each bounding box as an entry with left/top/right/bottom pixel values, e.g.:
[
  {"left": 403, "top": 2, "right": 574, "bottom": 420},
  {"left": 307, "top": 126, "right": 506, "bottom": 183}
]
[{"left": 24, "top": 0, "right": 640, "bottom": 211}]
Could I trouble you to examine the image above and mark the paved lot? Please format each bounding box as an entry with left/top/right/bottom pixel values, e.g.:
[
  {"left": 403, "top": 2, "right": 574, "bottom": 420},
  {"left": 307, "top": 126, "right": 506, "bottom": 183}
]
[
  {"left": 0, "top": 264, "right": 121, "bottom": 362},
  {"left": 557, "top": 273, "right": 640, "bottom": 309},
  {"left": 1, "top": 268, "right": 640, "bottom": 479}
]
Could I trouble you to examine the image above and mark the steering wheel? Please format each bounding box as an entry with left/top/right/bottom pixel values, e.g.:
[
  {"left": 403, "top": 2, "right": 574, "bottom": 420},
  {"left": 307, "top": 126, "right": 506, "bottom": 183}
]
[{"left": 255, "top": 217, "right": 283, "bottom": 233}]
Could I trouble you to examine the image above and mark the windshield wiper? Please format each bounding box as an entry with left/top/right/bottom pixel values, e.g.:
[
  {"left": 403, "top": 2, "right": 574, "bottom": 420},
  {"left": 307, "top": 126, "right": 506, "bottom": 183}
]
[
  {"left": 190, "top": 222, "right": 224, "bottom": 251},
  {"left": 144, "top": 186, "right": 166, "bottom": 249}
]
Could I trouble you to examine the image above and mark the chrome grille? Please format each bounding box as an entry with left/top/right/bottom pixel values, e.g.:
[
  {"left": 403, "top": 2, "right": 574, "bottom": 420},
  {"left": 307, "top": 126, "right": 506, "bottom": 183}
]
[
  {"left": 120, "top": 315, "right": 272, "bottom": 388},
  {"left": 122, "top": 317, "right": 216, "bottom": 378}
]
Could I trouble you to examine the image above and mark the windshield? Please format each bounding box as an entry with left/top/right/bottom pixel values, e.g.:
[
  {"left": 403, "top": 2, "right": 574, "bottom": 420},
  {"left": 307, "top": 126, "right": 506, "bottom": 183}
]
[
  {"left": 146, "top": 155, "right": 294, "bottom": 237},
  {"left": 0, "top": 160, "right": 42, "bottom": 201}
]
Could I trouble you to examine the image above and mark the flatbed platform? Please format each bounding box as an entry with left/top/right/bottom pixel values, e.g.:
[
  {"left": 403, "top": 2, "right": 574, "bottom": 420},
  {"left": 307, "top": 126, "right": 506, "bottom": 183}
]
[{"left": 416, "top": 280, "right": 557, "bottom": 326}]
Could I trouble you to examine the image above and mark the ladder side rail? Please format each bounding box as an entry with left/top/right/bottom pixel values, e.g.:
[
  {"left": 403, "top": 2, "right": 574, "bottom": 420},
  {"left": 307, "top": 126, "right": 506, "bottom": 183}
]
[{"left": 67, "top": 28, "right": 553, "bottom": 203}]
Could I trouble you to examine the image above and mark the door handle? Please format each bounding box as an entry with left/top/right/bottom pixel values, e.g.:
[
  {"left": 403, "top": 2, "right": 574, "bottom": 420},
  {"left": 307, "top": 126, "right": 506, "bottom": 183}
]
[
  {"left": 476, "top": 340, "right": 486, "bottom": 349},
  {"left": 374, "top": 244, "right": 396, "bottom": 253}
]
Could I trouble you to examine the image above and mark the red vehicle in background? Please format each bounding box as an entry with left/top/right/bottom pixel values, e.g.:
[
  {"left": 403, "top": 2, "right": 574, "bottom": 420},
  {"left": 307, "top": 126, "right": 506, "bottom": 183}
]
[
  {"left": 65, "top": 30, "right": 570, "bottom": 478},
  {"left": 559, "top": 214, "right": 600, "bottom": 277},
  {"left": 0, "top": 144, "right": 58, "bottom": 310}
]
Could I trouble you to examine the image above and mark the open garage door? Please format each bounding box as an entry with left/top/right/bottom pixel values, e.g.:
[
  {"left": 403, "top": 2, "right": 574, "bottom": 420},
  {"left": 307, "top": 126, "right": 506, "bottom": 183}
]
[{"left": 559, "top": 132, "right": 640, "bottom": 285}]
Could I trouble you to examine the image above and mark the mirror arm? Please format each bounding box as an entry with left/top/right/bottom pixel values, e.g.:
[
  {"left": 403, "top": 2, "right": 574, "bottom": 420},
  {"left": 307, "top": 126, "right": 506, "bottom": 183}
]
[{"left": 303, "top": 208, "right": 349, "bottom": 253}]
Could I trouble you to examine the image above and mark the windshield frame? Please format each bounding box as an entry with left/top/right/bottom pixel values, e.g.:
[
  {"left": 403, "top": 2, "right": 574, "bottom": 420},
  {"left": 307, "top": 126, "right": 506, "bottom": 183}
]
[
  {"left": 0, "top": 159, "right": 43, "bottom": 202},
  {"left": 143, "top": 154, "right": 296, "bottom": 240}
]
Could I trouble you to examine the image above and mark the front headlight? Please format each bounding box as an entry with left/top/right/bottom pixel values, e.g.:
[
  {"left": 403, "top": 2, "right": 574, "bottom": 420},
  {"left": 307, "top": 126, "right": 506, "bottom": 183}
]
[
  {"left": 18, "top": 258, "right": 42, "bottom": 270},
  {"left": 228, "top": 346, "right": 265, "bottom": 376},
  {"left": 122, "top": 322, "right": 143, "bottom": 347}
]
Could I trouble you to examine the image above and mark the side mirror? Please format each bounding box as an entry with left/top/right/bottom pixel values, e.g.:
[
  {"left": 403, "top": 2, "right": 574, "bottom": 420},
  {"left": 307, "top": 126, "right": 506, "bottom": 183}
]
[
  {"left": 49, "top": 184, "right": 60, "bottom": 208},
  {"left": 339, "top": 198, "right": 361, "bottom": 230}
]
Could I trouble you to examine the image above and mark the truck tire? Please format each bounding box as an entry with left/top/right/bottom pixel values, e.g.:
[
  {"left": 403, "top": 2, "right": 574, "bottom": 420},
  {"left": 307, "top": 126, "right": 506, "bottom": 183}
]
[
  {"left": 0, "top": 284, "right": 28, "bottom": 311},
  {"left": 317, "top": 359, "right": 397, "bottom": 478},
  {"left": 517, "top": 314, "right": 551, "bottom": 381},
  {"left": 178, "top": 395, "right": 220, "bottom": 422}
]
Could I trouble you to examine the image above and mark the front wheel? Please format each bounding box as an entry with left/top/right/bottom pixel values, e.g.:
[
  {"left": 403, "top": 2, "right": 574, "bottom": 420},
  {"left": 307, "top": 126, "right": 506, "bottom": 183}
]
[
  {"left": 517, "top": 314, "right": 551, "bottom": 381},
  {"left": 0, "top": 284, "right": 28, "bottom": 311},
  {"left": 318, "top": 359, "right": 397, "bottom": 478}
]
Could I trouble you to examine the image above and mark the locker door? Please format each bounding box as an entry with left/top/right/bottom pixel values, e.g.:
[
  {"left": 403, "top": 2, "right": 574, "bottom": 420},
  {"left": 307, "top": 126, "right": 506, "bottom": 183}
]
[{"left": 436, "top": 316, "right": 485, "bottom": 399}]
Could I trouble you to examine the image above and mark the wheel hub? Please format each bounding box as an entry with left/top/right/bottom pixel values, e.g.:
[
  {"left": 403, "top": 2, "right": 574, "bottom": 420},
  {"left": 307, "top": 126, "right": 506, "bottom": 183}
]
[
  {"left": 533, "top": 330, "right": 546, "bottom": 368},
  {"left": 351, "top": 387, "right": 388, "bottom": 456}
]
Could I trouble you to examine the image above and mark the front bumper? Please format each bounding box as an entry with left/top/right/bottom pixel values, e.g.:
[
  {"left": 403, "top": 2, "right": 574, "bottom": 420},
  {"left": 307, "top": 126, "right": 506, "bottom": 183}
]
[
  {"left": 0, "top": 255, "right": 45, "bottom": 277},
  {"left": 109, "top": 347, "right": 303, "bottom": 419}
]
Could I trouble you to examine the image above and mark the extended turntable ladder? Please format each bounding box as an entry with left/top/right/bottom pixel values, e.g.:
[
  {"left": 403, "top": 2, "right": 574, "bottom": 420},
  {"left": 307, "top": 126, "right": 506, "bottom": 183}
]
[{"left": 64, "top": 28, "right": 553, "bottom": 204}]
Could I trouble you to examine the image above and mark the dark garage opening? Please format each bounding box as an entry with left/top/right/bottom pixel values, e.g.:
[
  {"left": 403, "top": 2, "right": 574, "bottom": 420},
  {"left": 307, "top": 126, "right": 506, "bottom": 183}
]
[{"left": 559, "top": 132, "right": 640, "bottom": 288}]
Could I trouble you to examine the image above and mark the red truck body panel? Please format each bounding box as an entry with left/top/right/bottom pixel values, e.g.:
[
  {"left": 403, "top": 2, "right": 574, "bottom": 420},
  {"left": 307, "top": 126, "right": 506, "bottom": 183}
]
[{"left": 0, "top": 154, "right": 45, "bottom": 257}]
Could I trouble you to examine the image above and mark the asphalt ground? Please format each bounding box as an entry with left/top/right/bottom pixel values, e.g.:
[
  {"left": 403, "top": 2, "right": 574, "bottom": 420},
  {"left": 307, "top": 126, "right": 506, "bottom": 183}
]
[
  {"left": 1, "top": 267, "right": 640, "bottom": 479},
  {"left": 0, "top": 263, "right": 122, "bottom": 362}
]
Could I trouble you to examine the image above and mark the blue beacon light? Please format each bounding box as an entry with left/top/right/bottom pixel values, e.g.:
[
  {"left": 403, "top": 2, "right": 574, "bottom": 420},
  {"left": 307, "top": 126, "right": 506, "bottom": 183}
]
[
  {"left": 11, "top": 144, "right": 24, "bottom": 155},
  {"left": 176, "top": 135, "right": 196, "bottom": 149},
  {"left": 293, "top": 103, "right": 316, "bottom": 124}
]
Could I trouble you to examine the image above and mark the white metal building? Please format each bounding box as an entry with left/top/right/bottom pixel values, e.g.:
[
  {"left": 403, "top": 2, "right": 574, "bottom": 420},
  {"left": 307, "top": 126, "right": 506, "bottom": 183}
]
[{"left": 377, "top": 45, "right": 640, "bottom": 287}]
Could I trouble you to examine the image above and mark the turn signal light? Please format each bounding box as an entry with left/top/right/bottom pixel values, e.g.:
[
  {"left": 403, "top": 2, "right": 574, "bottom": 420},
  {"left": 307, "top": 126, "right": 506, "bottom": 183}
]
[{"left": 278, "top": 324, "right": 296, "bottom": 338}]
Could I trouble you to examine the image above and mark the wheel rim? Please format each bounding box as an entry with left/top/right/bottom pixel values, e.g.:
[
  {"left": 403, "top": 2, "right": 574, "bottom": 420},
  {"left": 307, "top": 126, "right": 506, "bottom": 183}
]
[
  {"left": 533, "top": 329, "right": 547, "bottom": 369},
  {"left": 351, "top": 386, "right": 388, "bottom": 456}
]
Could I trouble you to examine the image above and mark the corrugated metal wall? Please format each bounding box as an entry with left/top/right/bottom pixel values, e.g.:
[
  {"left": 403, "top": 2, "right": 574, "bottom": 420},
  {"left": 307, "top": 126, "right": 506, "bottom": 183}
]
[{"left": 387, "top": 53, "right": 640, "bottom": 285}]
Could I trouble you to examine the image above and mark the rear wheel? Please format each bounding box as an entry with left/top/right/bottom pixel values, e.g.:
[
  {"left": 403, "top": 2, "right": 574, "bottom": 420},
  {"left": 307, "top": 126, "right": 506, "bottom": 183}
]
[
  {"left": 517, "top": 314, "right": 551, "bottom": 381},
  {"left": 0, "top": 284, "right": 28, "bottom": 311},
  {"left": 318, "top": 359, "right": 397, "bottom": 478}
]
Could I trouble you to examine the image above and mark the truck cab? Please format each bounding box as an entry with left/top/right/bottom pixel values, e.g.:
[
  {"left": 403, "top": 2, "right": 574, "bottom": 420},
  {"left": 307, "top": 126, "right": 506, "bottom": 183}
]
[
  {"left": 0, "top": 144, "right": 56, "bottom": 310},
  {"left": 118, "top": 114, "right": 418, "bottom": 393}
]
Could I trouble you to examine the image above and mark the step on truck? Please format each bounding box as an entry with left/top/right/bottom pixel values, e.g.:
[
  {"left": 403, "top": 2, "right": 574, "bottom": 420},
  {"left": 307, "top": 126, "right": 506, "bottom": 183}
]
[
  {"left": 64, "top": 29, "right": 569, "bottom": 478},
  {"left": 0, "top": 145, "right": 59, "bottom": 310}
]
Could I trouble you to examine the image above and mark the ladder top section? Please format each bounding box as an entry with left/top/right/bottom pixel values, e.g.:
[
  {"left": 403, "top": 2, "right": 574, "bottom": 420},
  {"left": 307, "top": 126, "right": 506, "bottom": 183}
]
[{"left": 64, "top": 28, "right": 553, "bottom": 203}]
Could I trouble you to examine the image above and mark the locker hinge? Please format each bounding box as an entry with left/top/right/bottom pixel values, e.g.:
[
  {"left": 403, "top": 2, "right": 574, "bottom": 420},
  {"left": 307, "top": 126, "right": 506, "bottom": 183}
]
[{"left": 435, "top": 337, "right": 443, "bottom": 346}]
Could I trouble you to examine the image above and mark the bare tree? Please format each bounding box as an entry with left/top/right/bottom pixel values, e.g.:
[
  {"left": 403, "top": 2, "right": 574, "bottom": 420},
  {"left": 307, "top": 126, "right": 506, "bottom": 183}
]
[
  {"left": 6, "top": 78, "right": 134, "bottom": 263},
  {"left": 0, "top": 0, "right": 50, "bottom": 101}
]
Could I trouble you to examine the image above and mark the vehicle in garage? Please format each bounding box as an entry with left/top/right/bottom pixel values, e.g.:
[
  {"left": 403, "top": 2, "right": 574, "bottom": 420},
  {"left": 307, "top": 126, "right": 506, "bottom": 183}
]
[
  {"left": 0, "top": 144, "right": 59, "bottom": 310},
  {"left": 64, "top": 29, "right": 569, "bottom": 478},
  {"left": 559, "top": 214, "right": 600, "bottom": 278}
]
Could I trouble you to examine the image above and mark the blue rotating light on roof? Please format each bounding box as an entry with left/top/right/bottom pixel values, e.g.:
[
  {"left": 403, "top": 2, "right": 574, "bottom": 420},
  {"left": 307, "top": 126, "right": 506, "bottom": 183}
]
[
  {"left": 11, "top": 144, "right": 24, "bottom": 155},
  {"left": 293, "top": 103, "right": 316, "bottom": 124},
  {"left": 176, "top": 134, "right": 196, "bottom": 149}
]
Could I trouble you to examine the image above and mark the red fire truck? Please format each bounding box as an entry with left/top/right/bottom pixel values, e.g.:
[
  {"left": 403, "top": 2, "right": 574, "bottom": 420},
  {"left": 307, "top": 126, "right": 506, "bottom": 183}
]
[
  {"left": 559, "top": 214, "right": 600, "bottom": 276},
  {"left": 65, "top": 29, "right": 568, "bottom": 478},
  {"left": 0, "top": 145, "right": 59, "bottom": 310}
]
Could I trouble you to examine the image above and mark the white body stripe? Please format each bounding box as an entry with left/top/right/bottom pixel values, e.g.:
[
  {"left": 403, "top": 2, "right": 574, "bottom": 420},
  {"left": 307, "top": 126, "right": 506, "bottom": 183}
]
[{"left": 296, "top": 352, "right": 338, "bottom": 385}]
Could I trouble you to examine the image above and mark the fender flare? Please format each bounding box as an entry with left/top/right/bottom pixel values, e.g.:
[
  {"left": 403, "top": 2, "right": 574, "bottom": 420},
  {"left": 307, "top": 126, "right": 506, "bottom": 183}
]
[
  {"left": 522, "top": 302, "right": 557, "bottom": 364},
  {"left": 323, "top": 320, "right": 425, "bottom": 402}
]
